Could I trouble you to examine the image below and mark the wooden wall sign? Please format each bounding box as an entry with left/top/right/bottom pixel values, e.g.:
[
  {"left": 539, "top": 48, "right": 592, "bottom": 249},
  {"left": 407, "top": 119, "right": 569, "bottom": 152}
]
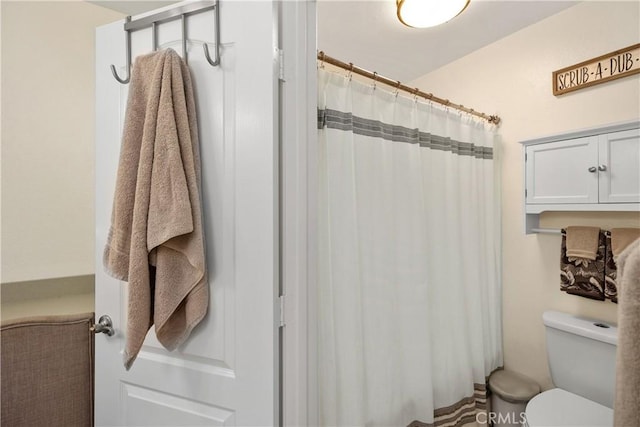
[{"left": 553, "top": 43, "right": 640, "bottom": 96}]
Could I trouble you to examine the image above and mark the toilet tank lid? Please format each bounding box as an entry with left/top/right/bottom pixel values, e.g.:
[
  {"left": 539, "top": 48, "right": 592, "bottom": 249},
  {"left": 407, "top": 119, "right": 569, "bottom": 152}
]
[{"left": 543, "top": 311, "right": 617, "bottom": 346}]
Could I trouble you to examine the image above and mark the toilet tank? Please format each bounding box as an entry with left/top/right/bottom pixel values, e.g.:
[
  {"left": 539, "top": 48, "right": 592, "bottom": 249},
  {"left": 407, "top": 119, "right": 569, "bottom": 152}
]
[{"left": 543, "top": 311, "right": 617, "bottom": 408}]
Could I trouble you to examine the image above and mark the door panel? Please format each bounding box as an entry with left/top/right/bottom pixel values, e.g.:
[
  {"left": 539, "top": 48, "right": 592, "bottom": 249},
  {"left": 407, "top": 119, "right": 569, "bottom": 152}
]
[
  {"left": 598, "top": 129, "right": 640, "bottom": 203},
  {"left": 525, "top": 137, "right": 599, "bottom": 204},
  {"left": 121, "top": 384, "right": 235, "bottom": 426},
  {"left": 95, "top": 2, "right": 278, "bottom": 426}
]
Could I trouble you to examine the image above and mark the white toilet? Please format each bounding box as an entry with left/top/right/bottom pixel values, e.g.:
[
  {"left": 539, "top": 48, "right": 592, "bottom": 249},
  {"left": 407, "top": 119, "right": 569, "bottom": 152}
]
[{"left": 524, "top": 311, "right": 616, "bottom": 427}]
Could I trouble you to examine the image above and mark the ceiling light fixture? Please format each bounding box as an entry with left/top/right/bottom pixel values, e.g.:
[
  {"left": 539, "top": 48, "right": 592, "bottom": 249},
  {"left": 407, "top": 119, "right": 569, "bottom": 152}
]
[{"left": 396, "top": 0, "right": 470, "bottom": 29}]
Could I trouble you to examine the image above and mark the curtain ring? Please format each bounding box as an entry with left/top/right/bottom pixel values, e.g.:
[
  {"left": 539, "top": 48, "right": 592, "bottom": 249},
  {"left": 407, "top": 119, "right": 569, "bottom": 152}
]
[
  {"left": 372, "top": 71, "right": 378, "bottom": 90},
  {"left": 318, "top": 51, "right": 325, "bottom": 69},
  {"left": 394, "top": 80, "right": 401, "bottom": 97},
  {"left": 348, "top": 63, "right": 354, "bottom": 81},
  {"left": 413, "top": 87, "right": 420, "bottom": 102}
]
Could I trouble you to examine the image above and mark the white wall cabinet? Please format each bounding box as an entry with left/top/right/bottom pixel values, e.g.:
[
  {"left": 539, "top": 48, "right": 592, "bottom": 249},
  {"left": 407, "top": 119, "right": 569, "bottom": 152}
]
[
  {"left": 520, "top": 121, "right": 640, "bottom": 234},
  {"left": 598, "top": 129, "right": 640, "bottom": 203}
]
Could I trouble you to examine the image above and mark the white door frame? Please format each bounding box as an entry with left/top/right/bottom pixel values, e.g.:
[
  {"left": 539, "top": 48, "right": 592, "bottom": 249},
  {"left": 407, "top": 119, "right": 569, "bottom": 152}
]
[{"left": 279, "top": 1, "right": 318, "bottom": 425}]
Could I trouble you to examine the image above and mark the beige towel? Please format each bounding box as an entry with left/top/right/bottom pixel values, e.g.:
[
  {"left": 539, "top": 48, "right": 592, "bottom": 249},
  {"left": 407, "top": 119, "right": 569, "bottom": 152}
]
[
  {"left": 611, "top": 227, "right": 640, "bottom": 259},
  {"left": 565, "top": 226, "right": 601, "bottom": 260},
  {"left": 103, "top": 49, "right": 207, "bottom": 369},
  {"left": 614, "top": 237, "right": 640, "bottom": 427}
]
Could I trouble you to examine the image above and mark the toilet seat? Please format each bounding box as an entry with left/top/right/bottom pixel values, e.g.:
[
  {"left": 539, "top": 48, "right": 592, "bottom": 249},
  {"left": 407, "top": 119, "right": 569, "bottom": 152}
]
[{"left": 524, "top": 388, "right": 613, "bottom": 427}]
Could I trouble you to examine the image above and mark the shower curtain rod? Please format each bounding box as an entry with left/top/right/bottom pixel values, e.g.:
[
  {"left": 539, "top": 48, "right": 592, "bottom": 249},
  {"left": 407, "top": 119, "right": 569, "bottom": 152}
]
[{"left": 317, "top": 51, "right": 501, "bottom": 125}]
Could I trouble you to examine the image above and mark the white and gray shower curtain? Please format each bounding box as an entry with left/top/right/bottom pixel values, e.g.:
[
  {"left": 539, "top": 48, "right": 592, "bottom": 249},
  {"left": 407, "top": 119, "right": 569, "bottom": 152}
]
[{"left": 317, "top": 69, "right": 503, "bottom": 427}]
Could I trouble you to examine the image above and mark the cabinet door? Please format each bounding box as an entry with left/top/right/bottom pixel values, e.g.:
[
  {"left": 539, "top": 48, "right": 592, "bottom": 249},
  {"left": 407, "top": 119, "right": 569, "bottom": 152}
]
[
  {"left": 598, "top": 129, "right": 640, "bottom": 203},
  {"left": 525, "top": 137, "right": 599, "bottom": 204}
]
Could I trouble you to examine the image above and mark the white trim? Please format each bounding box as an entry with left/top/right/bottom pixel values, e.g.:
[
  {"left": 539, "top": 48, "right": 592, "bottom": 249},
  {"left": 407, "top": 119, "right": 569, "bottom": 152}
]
[
  {"left": 526, "top": 203, "right": 640, "bottom": 214},
  {"left": 280, "top": 1, "right": 317, "bottom": 426},
  {"left": 520, "top": 119, "right": 640, "bottom": 147}
]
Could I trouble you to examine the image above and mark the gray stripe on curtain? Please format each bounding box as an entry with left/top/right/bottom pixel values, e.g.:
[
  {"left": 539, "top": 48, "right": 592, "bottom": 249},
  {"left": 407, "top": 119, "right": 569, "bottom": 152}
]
[{"left": 318, "top": 108, "right": 493, "bottom": 159}]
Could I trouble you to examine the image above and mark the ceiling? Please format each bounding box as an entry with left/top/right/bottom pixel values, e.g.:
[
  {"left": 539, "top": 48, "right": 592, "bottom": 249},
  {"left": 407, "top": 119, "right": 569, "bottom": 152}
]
[
  {"left": 88, "top": 1, "right": 178, "bottom": 16},
  {"left": 90, "top": 0, "right": 578, "bottom": 83},
  {"left": 318, "top": 1, "right": 578, "bottom": 82}
]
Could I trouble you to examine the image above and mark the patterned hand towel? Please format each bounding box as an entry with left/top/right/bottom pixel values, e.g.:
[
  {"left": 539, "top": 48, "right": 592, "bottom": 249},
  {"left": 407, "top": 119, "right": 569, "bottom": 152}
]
[
  {"left": 565, "top": 226, "right": 600, "bottom": 260},
  {"left": 103, "top": 49, "right": 208, "bottom": 369},
  {"left": 605, "top": 228, "right": 640, "bottom": 303},
  {"left": 560, "top": 229, "right": 605, "bottom": 300},
  {"left": 613, "top": 238, "right": 640, "bottom": 427},
  {"left": 605, "top": 233, "right": 618, "bottom": 302}
]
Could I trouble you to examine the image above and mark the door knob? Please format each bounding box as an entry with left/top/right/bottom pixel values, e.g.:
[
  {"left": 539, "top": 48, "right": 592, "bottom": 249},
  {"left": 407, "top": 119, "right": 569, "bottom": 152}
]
[
  {"left": 91, "top": 315, "right": 115, "bottom": 336},
  {"left": 588, "top": 166, "right": 597, "bottom": 173},
  {"left": 598, "top": 164, "right": 607, "bottom": 171}
]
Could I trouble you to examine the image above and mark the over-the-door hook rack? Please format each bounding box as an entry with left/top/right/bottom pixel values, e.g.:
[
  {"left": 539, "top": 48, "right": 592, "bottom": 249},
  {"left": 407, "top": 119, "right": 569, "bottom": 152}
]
[{"left": 110, "top": 0, "right": 221, "bottom": 85}]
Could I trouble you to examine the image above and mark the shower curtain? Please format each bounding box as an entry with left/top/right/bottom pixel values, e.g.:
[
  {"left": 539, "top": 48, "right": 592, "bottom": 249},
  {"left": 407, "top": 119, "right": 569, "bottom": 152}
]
[{"left": 317, "top": 69, "right": 502, "bottom": 427}]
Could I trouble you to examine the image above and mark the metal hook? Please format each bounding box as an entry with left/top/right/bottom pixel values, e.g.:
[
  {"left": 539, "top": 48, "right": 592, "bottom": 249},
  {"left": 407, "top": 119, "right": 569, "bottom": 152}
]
[
  {"left": 413, "top": 87, "right": 420, "bottom": 101},
  {"left": 347, "top": 63, "right": 354, "bottom": 81},
  {"left": 181, "top": 14, "right": 188, "bottom": 64},
  {"left": 152, "top": 22, "right": 157, "bottom": 51},
  {"left": 203, "top": 1, "right": 221, "bottom": 66},
  {"left": 372, "top": 71, "right": 378, "bottom": 89},
  {"left": 110, "top": 16, "right": 132, "bottom": 84}
]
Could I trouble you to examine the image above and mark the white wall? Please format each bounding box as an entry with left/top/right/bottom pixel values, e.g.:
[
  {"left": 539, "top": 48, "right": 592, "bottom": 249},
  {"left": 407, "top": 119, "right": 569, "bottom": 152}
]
[
  {"left": 1, "top": 1, "right": 123, "bottom": 321},
  {"left": 411, "top": 2, "right": 640, "bottom": 389},
  {"left": 1, "top": 1, "right": 123, "bottom": 283}
]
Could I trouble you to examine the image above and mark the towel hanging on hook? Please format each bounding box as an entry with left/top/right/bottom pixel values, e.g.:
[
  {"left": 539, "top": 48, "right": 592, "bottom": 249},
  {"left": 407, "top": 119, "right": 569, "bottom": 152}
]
[{"left": 110, "top": 0, "right": 221, "bottom": 85}]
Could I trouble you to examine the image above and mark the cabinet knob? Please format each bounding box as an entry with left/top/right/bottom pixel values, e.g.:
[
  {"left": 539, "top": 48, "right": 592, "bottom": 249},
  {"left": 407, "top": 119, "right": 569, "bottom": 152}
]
[
  {"left": 588, "top": 166, "right": 597, "bottom": 173},
  {"left": 598, "top": 164, "right": 607, "bottom": 172}
]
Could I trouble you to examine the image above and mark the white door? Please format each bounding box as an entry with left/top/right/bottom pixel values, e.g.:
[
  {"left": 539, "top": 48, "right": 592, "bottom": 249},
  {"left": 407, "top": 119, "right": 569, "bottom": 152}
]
[
  {"left": 95, "top": 2, "right": 279, "bottom": 426},
  {"left": 598, "top": 128, "right": 640, "bottom": 203},
  {"left": 525, "top": 137, "right": 599, "bottom": 204}
]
